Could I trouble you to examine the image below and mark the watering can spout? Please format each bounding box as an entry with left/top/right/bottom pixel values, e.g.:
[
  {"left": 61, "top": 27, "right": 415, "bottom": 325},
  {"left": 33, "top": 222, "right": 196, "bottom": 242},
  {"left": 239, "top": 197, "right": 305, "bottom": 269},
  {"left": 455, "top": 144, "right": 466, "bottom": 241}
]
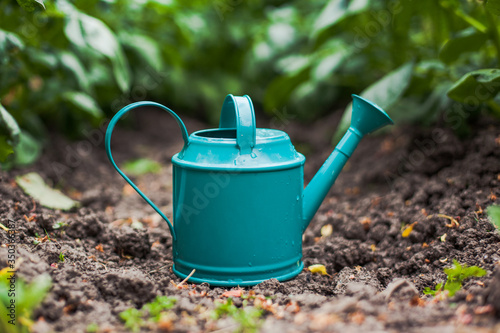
[{"left": 301, "top": 94, "right": 394, "bottom": 229}]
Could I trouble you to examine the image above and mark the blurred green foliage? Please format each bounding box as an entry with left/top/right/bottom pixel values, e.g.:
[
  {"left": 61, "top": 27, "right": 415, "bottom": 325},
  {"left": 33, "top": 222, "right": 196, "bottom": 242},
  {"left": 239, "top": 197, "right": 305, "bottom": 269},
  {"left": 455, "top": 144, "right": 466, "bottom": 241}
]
[
  {"left": 1, "top": 0, "right": 500, "bottom": 166},
  {"left": 0, "top": 267, "right": 51, "bottom": 333}
]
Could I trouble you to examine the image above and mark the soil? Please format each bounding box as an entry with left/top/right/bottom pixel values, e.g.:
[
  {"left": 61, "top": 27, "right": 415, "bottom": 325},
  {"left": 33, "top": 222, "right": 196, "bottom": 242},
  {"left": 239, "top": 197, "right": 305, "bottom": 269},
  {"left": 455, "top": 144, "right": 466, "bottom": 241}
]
[{"left": 1, "top": 107, "right": 500, "bottom": 333}]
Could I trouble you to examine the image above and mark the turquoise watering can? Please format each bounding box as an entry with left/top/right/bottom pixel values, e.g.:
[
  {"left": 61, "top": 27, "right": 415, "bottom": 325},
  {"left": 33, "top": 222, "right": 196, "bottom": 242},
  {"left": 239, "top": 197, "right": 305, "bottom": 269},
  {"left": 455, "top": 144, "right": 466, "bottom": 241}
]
[{"left": 105, "top": 94, "right": 393, "bottom": 286}]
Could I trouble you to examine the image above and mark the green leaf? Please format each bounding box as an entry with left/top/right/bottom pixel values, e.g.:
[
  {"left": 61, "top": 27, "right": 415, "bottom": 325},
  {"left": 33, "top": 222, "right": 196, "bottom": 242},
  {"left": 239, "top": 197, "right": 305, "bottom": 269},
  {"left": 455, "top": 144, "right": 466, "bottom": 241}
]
[
  {"left": 439, "top": 28, "right": 488, "bottom": 64},
  {"left": 144, "top": 296, "right": 176, "bottom": 319},
  {"left": 312, "top": 46, "right": 353, "bottom": 82},
  {"left": 16, "top": 172, "right": 79, "bottom": 210},
  {"left": 444, "top": 259, "right": 462, "bottom": 277},
  {"left": 486, "top": 0, "right": 500, "bottom": 15},
  {"left": 86, "top": 323, "right": 99, "bottom": 333},
  {"left": 389, "top": 82, "right": 451, "bottom": 125},
  {"left": 423, "top": 287, "right": 435, "bottom": 295},
  {"left": 445, "top": 281, "right": 462, "bottom": 296},
  {"left": 11, "top": 131, "right": 42, "bottom": 166},
  {"left": 34, "top": 0, "right": 45, "bottom": 8},
  {"left": 16, "top": 0, "right": 45, "bottom": 11},
  {"left": 69, "top": 14, "right": 118, "bottom": 58},
  {"left": 20, "top": 274, "right": 51, "bottom": 310},
  {"left": 119, "top": 308, "right": 143, "bottom": 333},
  {"left": 447, "top": 69, "right": 500, "bottom": 103},
  {"left": 423, "top": 282, "right": 443, "bottom": 296},
  {"left": 0, "top": 103, "right": 20, "bottom": 163},
  {"left": 0, "top": 29, "right": 24, "bottom": 60},
  {"left": 353, "top": 61, "right": 414, "bottom": 111},
  {"left": 119, "top": 32, "right": 163, "bottom": 71},
  {"left": 313, "top": 0, "right": 370, "bottom": 35},
  {"left": 488, "top": 205, "right": 500, "bottom": 229},
  {"left": 0, "top": 136, "right": 14, "bottom": 162},
  {"left": 0, "top": 103, "right": 20, "bottom": 146},
  {"left": 122, "top": 158, "right": 161, "bottom": 176},
  {"left": 79, "top": 13, "right": 130, "bottom": 92},
  {"left": 59, "top": 52, "right": 92, "bottom": 93},
  {"left": 63, "top": 6, "right": 131, "bottom": 92},
  {"left": 26, "top": 48, "right": 59, "bottom": 69},
  {"left": 63, "top": 10, "right": 86, "bottom": 48},
  {"left": 333, "top": 62, "right": 414, "bottom": 143},
  {"left": 276, "top": 55, "right": 311, "bottom": 75},
  {"left": 264, "top": 67, "right": 310, "bottom": 111},
  {"left": 62, "top": 92, "right": 103, "bottom": 120},
  {"left": 112, "top": 50, "right": 131, "bottom": 93},
  {"left": 462, "top": 266, "right": 487, "bottom": 278}
]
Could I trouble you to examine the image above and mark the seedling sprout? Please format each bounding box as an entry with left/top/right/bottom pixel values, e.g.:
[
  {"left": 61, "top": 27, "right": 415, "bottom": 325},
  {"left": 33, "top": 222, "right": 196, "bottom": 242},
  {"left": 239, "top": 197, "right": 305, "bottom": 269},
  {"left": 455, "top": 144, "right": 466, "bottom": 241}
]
[{"left": 423, "top": 260, "right": 486, "bottom": 297}]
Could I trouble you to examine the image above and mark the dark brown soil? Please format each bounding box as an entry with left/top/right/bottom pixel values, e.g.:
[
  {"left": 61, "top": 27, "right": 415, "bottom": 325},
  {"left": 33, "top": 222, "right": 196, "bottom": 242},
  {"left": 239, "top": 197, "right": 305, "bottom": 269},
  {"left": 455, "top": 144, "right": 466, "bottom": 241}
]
[{"left": 1, "top": 107, "right": 500, "bottom": 332}]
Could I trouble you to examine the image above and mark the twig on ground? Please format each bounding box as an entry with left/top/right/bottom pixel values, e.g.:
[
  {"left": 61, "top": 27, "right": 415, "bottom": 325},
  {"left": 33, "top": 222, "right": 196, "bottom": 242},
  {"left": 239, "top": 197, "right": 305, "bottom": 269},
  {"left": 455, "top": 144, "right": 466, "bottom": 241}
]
[
  {"left": 30, "top": 199, "right": 36, "bottom": 212},
  {"left": 171, "top": 269, "right": 196, "bottom": 289},
  {"left": 427, "top": 214, "right": 459, "bottom": 228},
  {"left": 149, "top": 265, "right": 169, "bottom": 274}
]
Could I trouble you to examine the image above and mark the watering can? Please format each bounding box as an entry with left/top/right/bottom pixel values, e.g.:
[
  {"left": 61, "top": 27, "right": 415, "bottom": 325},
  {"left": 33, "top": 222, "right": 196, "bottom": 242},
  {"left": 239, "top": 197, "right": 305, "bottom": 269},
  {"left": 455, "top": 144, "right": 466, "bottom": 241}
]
[{"left": 105, "top": 94, "right": 393, "bottom": 286}]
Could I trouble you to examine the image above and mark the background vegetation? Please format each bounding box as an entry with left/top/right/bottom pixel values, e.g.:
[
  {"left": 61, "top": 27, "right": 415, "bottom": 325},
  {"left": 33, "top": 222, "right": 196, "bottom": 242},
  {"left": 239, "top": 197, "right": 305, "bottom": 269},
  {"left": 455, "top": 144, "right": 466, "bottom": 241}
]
[{"left": 1, "top": 0, "right": 500, "bottom": 166}]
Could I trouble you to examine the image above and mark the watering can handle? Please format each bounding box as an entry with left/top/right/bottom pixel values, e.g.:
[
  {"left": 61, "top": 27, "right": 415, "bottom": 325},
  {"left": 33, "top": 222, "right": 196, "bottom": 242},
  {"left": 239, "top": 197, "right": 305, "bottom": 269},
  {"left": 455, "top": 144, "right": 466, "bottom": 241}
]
[
  {"left": 105, "top": 101, "right": 190, "bottom": 241},
  {"left": 219, "top": 94, "right": 256, "bottom": 154}
]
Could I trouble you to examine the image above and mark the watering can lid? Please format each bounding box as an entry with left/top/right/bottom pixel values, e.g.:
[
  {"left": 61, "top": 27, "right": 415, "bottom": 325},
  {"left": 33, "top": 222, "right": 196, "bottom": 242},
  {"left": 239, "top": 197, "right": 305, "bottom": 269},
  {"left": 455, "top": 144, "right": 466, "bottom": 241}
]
[{"left": 172, "top": 95, "right": 305, "bottom": 171}]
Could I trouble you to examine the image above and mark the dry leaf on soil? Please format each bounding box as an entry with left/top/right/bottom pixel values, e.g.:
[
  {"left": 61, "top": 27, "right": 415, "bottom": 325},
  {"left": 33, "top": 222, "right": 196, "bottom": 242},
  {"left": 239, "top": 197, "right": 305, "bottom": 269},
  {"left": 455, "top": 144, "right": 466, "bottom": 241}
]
[
  {"left": 402, "top": 222, "right": 417, "bottom": 238},
  {"left": 221, "top": 289, "right": 243, "bottom": 298},
  {"left": 321, "top": 224, "right": 333, "bottom": 237},
  {"left": 308, "top": 264, "right": 331, "bottom": 277}
]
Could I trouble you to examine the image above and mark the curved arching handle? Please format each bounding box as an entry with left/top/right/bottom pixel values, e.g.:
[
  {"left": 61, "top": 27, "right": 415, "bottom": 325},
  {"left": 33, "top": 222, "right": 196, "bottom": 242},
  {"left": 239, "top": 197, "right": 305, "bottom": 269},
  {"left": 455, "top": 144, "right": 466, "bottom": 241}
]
[
  {"left": 219, "top": 94, "right": 256, "bottom": 154},
  {"left": 105, "top": 101, "right": 190, "bottom": 241}
]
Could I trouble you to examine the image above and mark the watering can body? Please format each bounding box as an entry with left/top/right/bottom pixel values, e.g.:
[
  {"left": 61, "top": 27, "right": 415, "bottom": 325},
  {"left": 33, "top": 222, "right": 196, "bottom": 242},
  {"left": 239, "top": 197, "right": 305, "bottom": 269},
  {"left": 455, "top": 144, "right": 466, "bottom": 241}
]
[
  {"left": 172, "top": 124, "right": 305, "bottom": 285},
  {"left": 105, "top": 94, "right": 393, "bottom": 286}
]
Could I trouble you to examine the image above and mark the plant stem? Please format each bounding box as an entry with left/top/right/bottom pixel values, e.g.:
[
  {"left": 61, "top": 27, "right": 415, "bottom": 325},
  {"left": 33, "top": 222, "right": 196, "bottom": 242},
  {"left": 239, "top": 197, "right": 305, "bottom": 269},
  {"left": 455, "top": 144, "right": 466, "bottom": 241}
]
[
  {"left": 442, "top": 4, "right": 488, "bottom": 33},
  {"left": 457, "top": 10, "right": 488, "bottom": 33},
  {"left": 487, "top": 99, "right": 500, "bottom": 117},
  {"left": 485, "top": 10, "right": 500, "bottom": 65}
]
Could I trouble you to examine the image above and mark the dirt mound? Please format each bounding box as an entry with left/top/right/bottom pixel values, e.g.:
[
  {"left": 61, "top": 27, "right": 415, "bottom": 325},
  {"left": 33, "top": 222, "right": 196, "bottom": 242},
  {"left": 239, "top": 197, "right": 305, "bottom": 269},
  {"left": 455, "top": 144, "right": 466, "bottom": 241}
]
[{"left": 0, "top": 111, "right": 499, "bottom": 331}]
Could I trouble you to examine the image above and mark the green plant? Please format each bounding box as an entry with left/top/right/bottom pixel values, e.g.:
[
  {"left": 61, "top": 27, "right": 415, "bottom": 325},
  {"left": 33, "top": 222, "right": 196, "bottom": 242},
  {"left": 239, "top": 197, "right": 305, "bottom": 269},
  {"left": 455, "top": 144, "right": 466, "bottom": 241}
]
[
  {"left": 86, "top": 323, "right": 99, "bottom": 333},
  {"left": 122, "top": 158, "right": 161, "bottom": 176},
  {"left": 53, "top": 221, "right": 68, "bottom": 237},
  {"left": 0, "top": 104, "right": 20, "bottom": 163},
  {"left": 424, "top": 259, "right": 486, "bottom": 297},
  {"left": 58, "top": 252, "right": 65, "bottom": 262},
  {"left": 119, "top": 308, "right": 143, "bottom": 333},
  {"left": 263, "top": 0, "right": 500, "bottom": 141},
  {"left": 211, "top": 298, "right": 263, "bottom": 333},
  {"left": 142, "top": 296, "right": 177, "bottom": 322},
  {"left": 0, "top": 267, "right": 52, "bottom": 333},
  {"left": 1, "top": 0, "right": 272, "bottom": 166},
  {"left": 487, "top": 205, "right": 500, "bottom": 229},
  {"left": 43, "top": 229, "right": 53, "bottom": 242},
  {"left": 53, "top": 221, "right": 69, "bottom": 236},
  {"left": 3, "top": 0, "right": 500, "bottom": 168},
  {"left": 119, "top": 296, "right": 177, "bottom": 332},
  {"left": 52, "top": 221, "right": 68, "bottom": 231}
]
